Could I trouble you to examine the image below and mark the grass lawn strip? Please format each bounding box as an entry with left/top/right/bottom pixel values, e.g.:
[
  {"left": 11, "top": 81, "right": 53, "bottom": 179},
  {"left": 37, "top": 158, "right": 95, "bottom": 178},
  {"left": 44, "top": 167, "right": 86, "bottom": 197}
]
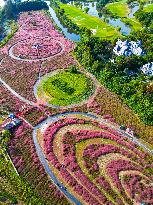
[
  {"left": 120, "top": 170, "right": 150, "bottom": 203},
  {"left": 105, "top": 2, "right": 130, "bottom": 17},
  {"left": 105, "top": 1, "right": 142, "bottom": 31},
  {"left": 122, "top": 18, "right": 142, "bottom": 31},
  {"left": 97, "top": 153, "right": 136, "bottom": 204},
  {"left": 53, "top": 124, "right": 105, "bottom": 164},
  {"left": 75, "top": 139, "right": 119, "bottom": 205},
  {"left": 60, "top": 3, "right": 120, "bottom": 39},
  {"left": 76, "top": 143, "right": 130, "bottom": 204}
]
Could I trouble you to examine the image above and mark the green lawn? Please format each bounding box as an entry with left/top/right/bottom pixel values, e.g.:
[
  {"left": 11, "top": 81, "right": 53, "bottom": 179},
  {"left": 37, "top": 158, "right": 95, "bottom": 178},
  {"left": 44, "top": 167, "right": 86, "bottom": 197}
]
[
  {"left": 60, "top": 3, "right": 120, "bottom": 39},
  {"left": 122, "top": 18, "right": 142, "bottom": 31},
  {"left": 105, "top": 2, "right": 130, "bottom": 17},
  {"left": 105, "top": 1, "right": 142, "bottom": 32},
  {"left": 143, "top": 3, "right": 153, "bottom": 12},
  {"left": 37, "top": 70, "right": 95, "bottom": 106}
]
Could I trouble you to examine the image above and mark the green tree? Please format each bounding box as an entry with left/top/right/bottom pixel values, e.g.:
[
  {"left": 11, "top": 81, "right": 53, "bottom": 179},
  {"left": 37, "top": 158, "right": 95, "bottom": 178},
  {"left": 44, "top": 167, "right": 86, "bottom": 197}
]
[
  {"left": 84, "top": 7, "right": 89, "bottom": 13},
  {"left": 3, "top": 0, "right": 15, "bottom": 19}
]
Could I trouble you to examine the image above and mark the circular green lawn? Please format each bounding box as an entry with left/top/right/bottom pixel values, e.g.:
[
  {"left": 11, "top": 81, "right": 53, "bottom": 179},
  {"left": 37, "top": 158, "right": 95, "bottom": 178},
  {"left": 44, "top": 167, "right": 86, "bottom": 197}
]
[{"left": 37, "top": 70, "right": 95, "bottom": 106}]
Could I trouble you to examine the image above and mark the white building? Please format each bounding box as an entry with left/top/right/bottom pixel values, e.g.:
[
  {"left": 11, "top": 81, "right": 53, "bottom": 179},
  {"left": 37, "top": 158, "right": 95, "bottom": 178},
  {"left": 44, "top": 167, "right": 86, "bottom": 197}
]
[
  {"left": 0, "top": 0, "right": 5, "bottom": 7},
  {"left": 140, "top": 62, "right": 153, "bottom": 76},
  {"left": 113, "top": 39, "right": 145, "bottom": 57}
]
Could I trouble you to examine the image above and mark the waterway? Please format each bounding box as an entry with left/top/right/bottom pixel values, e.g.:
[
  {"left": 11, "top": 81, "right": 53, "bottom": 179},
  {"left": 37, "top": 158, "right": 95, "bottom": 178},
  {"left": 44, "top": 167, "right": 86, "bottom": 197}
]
[{"left": 45, "top": 1, "right": 80, "bottom": 42}]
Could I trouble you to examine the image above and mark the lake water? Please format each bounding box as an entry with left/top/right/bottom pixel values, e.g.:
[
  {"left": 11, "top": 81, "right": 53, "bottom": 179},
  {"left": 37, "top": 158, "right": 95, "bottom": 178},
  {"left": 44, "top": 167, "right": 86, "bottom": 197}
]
[{"left": 0, "top": 0, "right": 143, "bottom": 42}]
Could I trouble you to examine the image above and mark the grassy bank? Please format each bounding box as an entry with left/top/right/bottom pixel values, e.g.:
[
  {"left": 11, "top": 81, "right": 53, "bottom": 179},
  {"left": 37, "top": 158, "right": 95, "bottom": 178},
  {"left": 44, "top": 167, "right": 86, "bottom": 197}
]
[
  {"left": 105, "top": 1, "right": 142, "bottom": 32},
  {"left": 60, "top": 3, "right": 120, "bottom": 39},
  {"left": 105, "top": 2, "right": 130, "bottom": 17}
]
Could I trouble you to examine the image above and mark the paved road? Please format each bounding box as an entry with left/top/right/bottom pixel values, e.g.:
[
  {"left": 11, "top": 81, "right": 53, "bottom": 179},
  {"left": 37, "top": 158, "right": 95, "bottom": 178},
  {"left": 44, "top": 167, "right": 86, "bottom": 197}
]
[
  {"left": 1, "top": 18, "right": 153, "bottom": 204},
  {"left": 1, "top": 72, "right": 152, "bottom": 156},
  {"left": 96, "top": 115, "right": 153, "bottom": 156}
]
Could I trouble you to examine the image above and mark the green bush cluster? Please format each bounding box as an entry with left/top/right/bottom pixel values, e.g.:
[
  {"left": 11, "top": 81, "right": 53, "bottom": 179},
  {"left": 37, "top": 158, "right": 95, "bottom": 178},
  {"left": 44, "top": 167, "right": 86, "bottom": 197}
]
[
  {"left": 74, "top": 29, "right": 153, "bottom": 125},
  {"left": 0, "top": 21, "right": 18, "bottom": 48}
]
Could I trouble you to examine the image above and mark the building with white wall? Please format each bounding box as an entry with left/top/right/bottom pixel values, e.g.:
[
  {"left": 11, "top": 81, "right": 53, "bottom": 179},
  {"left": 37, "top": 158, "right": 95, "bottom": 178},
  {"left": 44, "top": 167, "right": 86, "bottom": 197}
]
[
  {"left": 113, "top": 39, "right": 145, "bottom": 57},
  {"left": 140, "top": 62, "right": 153, "bottom": 76}
]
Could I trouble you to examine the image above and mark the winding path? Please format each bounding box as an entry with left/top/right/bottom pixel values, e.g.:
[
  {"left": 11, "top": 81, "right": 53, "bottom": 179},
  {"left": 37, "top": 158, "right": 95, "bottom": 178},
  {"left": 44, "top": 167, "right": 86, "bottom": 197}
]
[
  {"left": 0, "top": 77, "right": 35, "bottom": 106},
  {"left": 33, "top": 112, "right": 153, "bottom": 205},
  {"left": 33, "top": 112, "right": 98, "bottom": 205},
  {"left": 33, "top": 68, "right": 100, "bottom": 109}
]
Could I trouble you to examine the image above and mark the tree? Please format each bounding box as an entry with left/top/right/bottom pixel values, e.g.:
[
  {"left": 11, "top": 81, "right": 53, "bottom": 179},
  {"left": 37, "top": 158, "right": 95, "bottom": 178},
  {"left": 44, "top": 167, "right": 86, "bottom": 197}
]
[
  {"left": 84, "top": 7, "right": 89, "bottom": 14},
  {"left": 3, "top": 0, "right": 15, "bottom": 19}
]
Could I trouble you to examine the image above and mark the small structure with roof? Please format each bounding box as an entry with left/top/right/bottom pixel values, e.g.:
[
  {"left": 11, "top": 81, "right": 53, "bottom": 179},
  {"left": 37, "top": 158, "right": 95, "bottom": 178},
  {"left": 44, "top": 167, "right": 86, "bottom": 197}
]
[
  {"left": 8, "top": 113, "right": 16, "bottom": 119},
  {"left": 140, "top": 62, "right": 153, "bottom": 76},
  {"left": 4, "top": 113, "right": 22, "bottom": 131}
]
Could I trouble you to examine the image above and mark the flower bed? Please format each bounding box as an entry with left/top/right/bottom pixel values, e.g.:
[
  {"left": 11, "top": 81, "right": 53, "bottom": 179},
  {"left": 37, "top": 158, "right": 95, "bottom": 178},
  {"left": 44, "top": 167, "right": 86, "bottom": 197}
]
[
  {"left": 8, "top": 122, "right": 70, "bottom": 205},
  {"left": 12, "top": 38, "right": 63, "bottom": 60},
  {"left": 0, "top": 11, "right": 75, "bottom": 102},
  {"left": 40, "top": 114, "right": 153, "bottom": 205}
]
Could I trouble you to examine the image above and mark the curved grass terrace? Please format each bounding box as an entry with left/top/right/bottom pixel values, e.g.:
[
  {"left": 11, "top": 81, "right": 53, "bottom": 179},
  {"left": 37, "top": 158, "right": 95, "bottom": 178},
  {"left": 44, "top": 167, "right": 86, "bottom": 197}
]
[{"left": 36, "top": 69, "right": 95, "bottom": 107}]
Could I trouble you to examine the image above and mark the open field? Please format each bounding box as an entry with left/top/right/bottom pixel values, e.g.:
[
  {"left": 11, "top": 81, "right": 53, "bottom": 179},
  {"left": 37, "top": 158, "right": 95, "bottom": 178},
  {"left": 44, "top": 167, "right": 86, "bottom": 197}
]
[
  {"left": 60, "top": 3, "right": 120, "bottom": 39},
  {"left": 122, "top": 17, "right": 142, "bottom": 31}
]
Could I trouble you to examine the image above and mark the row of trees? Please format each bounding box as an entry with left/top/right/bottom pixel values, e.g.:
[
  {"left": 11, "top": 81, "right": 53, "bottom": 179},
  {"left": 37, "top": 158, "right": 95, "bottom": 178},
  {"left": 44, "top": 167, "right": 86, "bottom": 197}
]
[{"left": 51, "top": 1, "right": 80, "bottom": 33}]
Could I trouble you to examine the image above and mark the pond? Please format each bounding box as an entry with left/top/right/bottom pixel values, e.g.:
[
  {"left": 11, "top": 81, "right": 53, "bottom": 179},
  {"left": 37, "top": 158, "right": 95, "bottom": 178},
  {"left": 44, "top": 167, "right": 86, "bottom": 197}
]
[
  {"left": 45, "top": 1, "right": 80, "bottom": 42},
  {"left": 68, "top": 1, "right": 140, "bottom": 36},
  {"left": 128, "top": 2, "right": 140, "bottom": 18}
]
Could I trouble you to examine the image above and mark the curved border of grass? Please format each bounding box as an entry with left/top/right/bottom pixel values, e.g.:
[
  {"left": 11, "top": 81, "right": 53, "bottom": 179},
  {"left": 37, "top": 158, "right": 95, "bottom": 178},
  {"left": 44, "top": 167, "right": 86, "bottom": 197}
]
[{"left": 35, "top": 69, "right": 96, "bottom": 107}]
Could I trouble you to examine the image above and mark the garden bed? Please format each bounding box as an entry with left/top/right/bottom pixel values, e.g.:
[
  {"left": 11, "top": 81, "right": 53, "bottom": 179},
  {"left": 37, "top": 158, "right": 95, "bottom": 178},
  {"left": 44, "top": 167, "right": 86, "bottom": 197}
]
[{"left": 35, "top": 113, "right": 153, "bottom": 205}]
